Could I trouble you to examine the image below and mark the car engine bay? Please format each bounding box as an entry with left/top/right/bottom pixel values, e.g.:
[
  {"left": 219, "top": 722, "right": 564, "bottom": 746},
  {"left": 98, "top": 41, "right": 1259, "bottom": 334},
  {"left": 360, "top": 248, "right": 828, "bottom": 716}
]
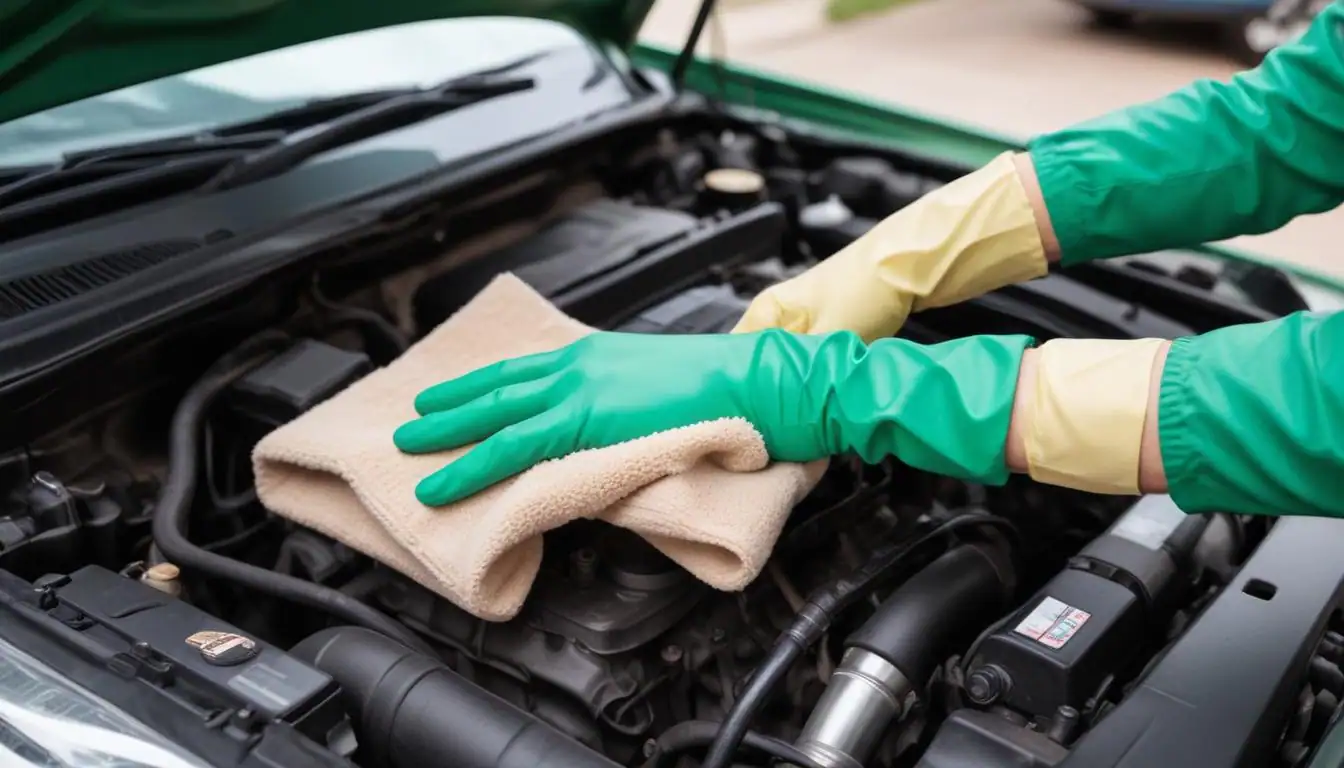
[{"left": 1, "top": 113, "right": 1342, "bottom": 768}]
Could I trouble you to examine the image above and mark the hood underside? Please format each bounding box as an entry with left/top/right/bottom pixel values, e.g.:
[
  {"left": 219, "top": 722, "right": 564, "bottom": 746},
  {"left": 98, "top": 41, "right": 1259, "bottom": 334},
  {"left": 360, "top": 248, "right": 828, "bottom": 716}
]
[{"left": 0, "top": 0, "right": 656, "bottom": 127}]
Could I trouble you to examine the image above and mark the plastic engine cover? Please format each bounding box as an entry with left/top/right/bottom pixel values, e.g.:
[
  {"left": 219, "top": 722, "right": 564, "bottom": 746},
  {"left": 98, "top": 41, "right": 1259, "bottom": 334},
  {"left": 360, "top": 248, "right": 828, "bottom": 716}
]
[{"left": 615, "top": 284, "right": 748, "bottom": 334}]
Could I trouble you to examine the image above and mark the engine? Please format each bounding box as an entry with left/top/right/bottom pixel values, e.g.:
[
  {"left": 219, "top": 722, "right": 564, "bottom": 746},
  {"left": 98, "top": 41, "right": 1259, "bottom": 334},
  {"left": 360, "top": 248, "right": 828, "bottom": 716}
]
[{"left": 0, "top": 121, "right": 1332, "bottom": 768}]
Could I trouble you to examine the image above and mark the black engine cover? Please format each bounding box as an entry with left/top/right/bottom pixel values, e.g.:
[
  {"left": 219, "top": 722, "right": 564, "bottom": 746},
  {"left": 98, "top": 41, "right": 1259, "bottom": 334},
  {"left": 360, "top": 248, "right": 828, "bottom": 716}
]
[{"left": 412, "top": 198, "right": 784, "bottom": 331}]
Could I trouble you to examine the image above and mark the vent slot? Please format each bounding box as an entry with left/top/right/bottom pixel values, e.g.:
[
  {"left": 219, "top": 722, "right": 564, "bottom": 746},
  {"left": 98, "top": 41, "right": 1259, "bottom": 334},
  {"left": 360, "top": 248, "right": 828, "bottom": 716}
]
[{"left": 0, "top": 239, "right": 202, "bottom": 319}]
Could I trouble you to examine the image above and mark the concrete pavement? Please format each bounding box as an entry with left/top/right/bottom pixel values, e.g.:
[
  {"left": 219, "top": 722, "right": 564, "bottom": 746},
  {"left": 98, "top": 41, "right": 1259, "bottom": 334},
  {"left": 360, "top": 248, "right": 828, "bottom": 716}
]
[{"left": 640, "top": 0, "right": 1343, "bottom": 277}]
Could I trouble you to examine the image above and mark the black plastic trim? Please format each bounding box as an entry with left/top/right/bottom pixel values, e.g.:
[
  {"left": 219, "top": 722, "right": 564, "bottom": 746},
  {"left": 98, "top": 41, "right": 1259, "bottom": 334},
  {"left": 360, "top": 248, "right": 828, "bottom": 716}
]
[
  {"left": 1061, "top": 516, "right": 1344, "bottom": 768},
  {"left": 0, "top": 94, "right": 674, "bottom": 392},
  {"left": 553, "top": 202, "right": 787, "bottom": 326}
]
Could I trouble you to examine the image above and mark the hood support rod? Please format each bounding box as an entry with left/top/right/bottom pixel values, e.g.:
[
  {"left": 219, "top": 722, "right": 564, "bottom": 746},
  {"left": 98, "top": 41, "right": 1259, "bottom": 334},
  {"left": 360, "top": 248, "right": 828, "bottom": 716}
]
[{"left": 670, "top": 0, "right": 718, "bottom": 89}]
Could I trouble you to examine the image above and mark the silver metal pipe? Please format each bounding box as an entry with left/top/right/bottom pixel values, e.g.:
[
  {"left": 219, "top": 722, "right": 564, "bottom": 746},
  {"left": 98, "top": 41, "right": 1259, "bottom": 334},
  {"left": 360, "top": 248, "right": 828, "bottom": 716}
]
[{"left": 791, "top": 648, "right": 913, "bottom": 768}]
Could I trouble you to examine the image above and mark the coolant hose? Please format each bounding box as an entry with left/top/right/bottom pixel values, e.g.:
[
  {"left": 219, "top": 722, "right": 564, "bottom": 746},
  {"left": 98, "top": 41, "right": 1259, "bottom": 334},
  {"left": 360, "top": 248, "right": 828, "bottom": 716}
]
[
  {"left": 795, "top": 543, "right": 1015, "bottom": 768},
  {"left": 151, "top": 332, "right": 431, "bottom": 654},
  {"left": 292, "top": 627, "right": 622, "bottom": 768},
  {"left": 701, "top": 513, "right": 1017, "bottom": 768},
  {"left": 846, "top": 543, "right": 1013, "bottom": 683}
]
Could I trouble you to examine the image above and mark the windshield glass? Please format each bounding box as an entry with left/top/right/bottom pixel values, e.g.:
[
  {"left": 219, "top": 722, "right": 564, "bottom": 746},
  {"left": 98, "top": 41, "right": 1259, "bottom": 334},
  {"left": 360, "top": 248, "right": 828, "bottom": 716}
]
[{"left": 0, "top": 17, "right": 580, "bottom": 168}]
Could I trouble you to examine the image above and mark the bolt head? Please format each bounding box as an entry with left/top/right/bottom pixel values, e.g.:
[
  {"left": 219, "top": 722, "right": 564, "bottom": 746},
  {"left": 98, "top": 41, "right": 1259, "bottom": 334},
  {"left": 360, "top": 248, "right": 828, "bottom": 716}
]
[{"left": 966, "top": 665, "right": 1009, "bottom": 705}]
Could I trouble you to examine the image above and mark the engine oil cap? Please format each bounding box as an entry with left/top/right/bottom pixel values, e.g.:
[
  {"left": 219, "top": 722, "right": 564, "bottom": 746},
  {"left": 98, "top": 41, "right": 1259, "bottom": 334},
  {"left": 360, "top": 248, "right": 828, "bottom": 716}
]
[{"left": 186, "top": 630, "right": 260, "bottom": 666}]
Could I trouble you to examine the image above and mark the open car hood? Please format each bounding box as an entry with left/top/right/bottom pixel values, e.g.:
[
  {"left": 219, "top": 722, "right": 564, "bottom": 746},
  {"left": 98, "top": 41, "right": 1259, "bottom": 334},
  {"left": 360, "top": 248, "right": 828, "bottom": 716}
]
[{"left": 0, "top": 0, "right": 657, "bottom": 126}]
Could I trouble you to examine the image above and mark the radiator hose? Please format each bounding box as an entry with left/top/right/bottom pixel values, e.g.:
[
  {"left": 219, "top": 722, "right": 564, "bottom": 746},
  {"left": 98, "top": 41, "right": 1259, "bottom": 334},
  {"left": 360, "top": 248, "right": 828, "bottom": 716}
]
[
  {"left": 291, "top": 627, "right": 621, "bottom": 768},
  {"left": 793, "top": 543, "right": 1015, "bottom": 768},
  {"left": 701, "top": 513, "right": 1017, "bottom": 768}
]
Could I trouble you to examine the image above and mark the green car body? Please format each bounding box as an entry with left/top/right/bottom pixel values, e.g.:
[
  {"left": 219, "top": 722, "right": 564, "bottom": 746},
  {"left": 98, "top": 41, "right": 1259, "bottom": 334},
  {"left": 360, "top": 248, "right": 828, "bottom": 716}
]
[
  {"left": 3, "top": 0, "right": 1339, "bottom": 298},
  {"left": 4, "top": 6, "right": 1344, "bottom": 768}
]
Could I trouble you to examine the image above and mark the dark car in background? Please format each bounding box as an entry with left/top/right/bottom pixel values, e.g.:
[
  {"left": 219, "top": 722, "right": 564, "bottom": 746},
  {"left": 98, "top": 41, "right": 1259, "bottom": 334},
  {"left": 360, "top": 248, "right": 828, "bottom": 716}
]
[{"left": 1071, "top": 0, "right": 1326, "bottom": 63}]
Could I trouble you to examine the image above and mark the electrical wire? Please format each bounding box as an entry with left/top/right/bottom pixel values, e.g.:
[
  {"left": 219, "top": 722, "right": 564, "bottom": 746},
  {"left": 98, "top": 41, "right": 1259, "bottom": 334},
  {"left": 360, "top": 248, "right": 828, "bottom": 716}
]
[{"left": 641, "top": 720, "right": 827, "bottom": 768}]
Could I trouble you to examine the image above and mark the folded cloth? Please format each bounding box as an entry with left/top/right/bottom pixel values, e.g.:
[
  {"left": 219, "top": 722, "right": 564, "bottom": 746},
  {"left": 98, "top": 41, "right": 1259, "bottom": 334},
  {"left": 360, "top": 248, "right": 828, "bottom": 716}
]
[{"left": 253, "top": 273, "right": 827, "bottom": 621}]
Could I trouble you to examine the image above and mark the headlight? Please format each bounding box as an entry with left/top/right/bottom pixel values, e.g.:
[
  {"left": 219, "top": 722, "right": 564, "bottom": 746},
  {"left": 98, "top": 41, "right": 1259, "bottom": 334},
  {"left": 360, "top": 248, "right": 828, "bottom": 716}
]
[{"left": 0, "top": 636, "right": 210, "bottom": 768}]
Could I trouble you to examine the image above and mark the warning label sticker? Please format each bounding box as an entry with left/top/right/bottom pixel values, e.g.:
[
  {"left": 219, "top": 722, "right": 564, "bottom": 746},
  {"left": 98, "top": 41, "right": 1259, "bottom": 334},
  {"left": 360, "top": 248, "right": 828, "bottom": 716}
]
[{"left": 1013, "top": 596, "right": 1091, "bottom": 650}]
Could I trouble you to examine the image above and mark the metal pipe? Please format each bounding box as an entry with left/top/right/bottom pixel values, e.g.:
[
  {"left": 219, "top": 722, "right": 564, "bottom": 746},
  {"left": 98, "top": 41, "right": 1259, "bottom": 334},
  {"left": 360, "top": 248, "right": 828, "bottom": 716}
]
[
  {"left": 789, "top": 543, "right": 1014, "bottom": 768},
  {"left": 794, "top": 648, "right": 913, "bottom": 768}
]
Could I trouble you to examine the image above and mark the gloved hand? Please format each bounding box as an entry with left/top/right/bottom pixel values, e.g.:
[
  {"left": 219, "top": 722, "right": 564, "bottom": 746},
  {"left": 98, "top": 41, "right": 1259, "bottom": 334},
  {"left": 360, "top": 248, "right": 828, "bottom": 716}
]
[
  {"left": 733, "top": 152, "right": 1048, "bottom": 342},
  {"left": 394, "top": 329, "right": 1034, "bottom": 505}
]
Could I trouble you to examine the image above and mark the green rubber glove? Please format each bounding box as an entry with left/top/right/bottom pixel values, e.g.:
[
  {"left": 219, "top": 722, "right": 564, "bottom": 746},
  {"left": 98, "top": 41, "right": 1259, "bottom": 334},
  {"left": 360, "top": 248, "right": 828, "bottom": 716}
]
[
  {"left": 1029, "top": 3, "right": 1344, "bottom": 264},
  {"left": 394, "top": 329, "right": 1034, "bottom": 506}
]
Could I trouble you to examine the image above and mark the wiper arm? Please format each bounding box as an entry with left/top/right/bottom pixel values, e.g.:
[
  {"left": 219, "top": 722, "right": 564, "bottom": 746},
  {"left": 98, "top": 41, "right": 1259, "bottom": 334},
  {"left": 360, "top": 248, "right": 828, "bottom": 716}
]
[
  {"left": 200, "top": 74, "right": 534, "bottom": 192},
  {"left": 194, "top": 49, "right": 552, "bottom": 140},
  {"left": 0, "top": 73, "right": 531, "bottom": 206},
  {"left": 0, "top": 153, "right": 244, "bottom": 244},
  {"left": 0, "top": 131, "right": 281, "bottom": 210},
  {"left": 0, "top": 56, "right": 544, "bottom": 238},
  {"left": 0, "top": 131, "right": 284, "bottom": 242}
]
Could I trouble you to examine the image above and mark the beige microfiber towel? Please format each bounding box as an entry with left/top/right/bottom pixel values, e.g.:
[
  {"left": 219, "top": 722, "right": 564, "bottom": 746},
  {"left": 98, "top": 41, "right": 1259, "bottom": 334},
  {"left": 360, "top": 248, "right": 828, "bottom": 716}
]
[{"left": 254, "top": 273, "right": 827, "bottom": 622}]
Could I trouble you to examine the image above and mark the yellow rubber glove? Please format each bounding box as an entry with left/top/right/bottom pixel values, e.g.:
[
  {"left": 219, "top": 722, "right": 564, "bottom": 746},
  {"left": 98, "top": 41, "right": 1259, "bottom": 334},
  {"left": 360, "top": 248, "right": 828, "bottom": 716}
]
[
  {"left": 733, "top": 152, "right": 1048, "bottom": 342},
  {"left": 1024, "top": 338, "right": 1166, "bottom": 495}
]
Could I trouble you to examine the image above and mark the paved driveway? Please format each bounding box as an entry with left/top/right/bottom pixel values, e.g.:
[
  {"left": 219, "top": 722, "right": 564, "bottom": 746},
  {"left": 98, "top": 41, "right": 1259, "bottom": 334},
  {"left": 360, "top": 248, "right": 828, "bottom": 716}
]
[{"left": 641, "top": 0, "right": 1343, "bottom": 277}]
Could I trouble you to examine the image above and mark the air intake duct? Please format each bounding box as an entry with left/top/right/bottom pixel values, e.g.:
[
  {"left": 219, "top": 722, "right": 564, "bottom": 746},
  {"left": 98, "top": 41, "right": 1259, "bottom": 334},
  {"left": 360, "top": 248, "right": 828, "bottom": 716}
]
[{"left": 291, "top": 627, "right": 620, "bottom": 768}]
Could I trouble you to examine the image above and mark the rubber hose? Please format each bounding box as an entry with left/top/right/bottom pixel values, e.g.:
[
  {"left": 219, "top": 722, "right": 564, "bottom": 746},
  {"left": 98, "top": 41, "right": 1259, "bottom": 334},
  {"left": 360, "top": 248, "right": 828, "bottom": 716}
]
[
  {"left": 701, "top": 513, "right": 1016, "bottom": 768},
  {"left": 642, "top": 720, "right": 827, "bottom": 768},
  {"left": 847, "top": 543, "right": 1013, "bottom": 686},
  {"left": 292, "top": 627, "right": 620, "bottom": 768},
  {"left": 309, "top": 277, "right": 409, "bottom": 357},
  {"left": 700, "top": 636, "right": 806, "bottom": 768},
  {"left": 151, "top": 332, "right": 432, "bottom": 655},
  {"left": 787, "top": 544, "right": 1015, "bottom": 768}
]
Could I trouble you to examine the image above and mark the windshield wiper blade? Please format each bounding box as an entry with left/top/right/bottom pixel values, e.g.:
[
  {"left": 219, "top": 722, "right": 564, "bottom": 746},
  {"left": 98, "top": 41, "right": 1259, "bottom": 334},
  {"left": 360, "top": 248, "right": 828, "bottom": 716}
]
[
  {"left": 0, "top": 132, "right": 281, "bottom": 210},
  {"left": 60, "top": 130, "right": 286, "bottom": 168},
  {"left": 203, "top": 90, "right": 423, "bottom": 137},
  {"left": 200, "top": 74, "right": 534, "bottom": 192},
  {"left": 195, "top": 50, "right": 553, "bottom": 141},
  {"left": 0, "top": 153, "right": 244, "bottom": 243},
  {"left": 0, "top": 57, "right": 543, "bottom": 236}
]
